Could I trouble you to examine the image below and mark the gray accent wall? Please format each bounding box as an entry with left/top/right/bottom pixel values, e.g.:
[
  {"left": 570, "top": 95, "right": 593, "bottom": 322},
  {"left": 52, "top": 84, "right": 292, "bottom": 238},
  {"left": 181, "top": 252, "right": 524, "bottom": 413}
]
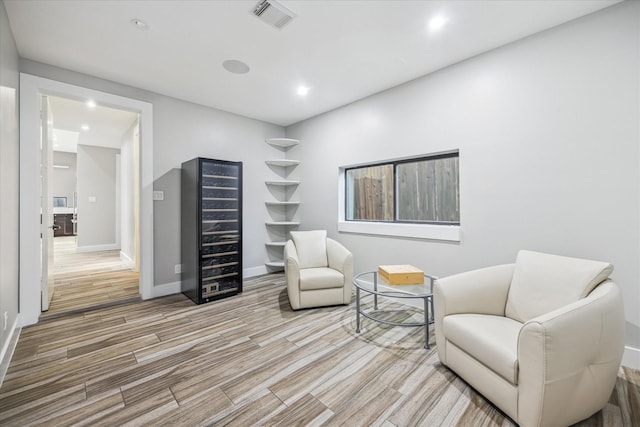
[
  {"left": 53, "top": 151, "right": 77, "bottom": 208},
  {"left": 286, "top": 2, "right": 640, "bottom": 349},
  {"left": 0, "top": 0, "right": 20, "bottom": 375},
  {"left": 76, "top": 144, "right": 120, "bottom": 249}
]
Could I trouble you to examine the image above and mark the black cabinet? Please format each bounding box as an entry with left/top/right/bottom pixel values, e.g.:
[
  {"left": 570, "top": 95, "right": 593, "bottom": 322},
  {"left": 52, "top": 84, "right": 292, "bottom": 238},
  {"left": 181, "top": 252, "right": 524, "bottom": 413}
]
[
  {"left": 181, "top": 157, "right": 243, "bottom": 304},
  {"left": 53, "top": 213, "right": 75, "bottom": 236}
]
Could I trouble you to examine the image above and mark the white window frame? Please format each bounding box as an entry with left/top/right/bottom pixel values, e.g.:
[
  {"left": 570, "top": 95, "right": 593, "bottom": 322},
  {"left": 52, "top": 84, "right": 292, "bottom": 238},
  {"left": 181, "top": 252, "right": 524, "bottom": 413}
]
[{"left": 337, "top": 151, "right": 461, "bottom": 242}]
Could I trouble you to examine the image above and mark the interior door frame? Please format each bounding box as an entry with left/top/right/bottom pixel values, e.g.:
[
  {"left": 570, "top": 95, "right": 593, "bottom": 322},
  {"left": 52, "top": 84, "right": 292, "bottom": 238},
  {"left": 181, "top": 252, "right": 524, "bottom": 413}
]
[{"left": 19, "top": 73, "right": 154, "bottom": 326}]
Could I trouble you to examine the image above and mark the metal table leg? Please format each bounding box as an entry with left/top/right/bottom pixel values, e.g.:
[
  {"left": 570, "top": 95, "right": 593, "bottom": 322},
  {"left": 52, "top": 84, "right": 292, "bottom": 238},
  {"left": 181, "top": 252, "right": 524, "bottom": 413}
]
[
  {"left": 356, "top": 287, "right": 361, "bottom": 333},
  {"left": 373, "top": 272, "right": 378, "bottom": 310},
  {"left": 423, "top": 297, "right": 430, "bottom": 349}
]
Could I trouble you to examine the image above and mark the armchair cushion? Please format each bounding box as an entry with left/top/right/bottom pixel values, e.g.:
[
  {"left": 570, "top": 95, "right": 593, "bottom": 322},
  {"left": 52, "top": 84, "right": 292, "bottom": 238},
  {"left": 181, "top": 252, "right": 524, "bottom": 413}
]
[
  {"left": 299, "top": 267, "right": 345, "bottom": 291},
  {"left": 505, "top": 250, "right": 613, "bottom": 323},
  {"left": 290, "top": 230, "right": 328, "bottom": 269}
]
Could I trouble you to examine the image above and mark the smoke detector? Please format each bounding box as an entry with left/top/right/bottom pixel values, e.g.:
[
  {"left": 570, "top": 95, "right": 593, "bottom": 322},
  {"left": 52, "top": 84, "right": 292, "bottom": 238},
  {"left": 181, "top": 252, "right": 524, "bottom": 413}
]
[{"left": 252, "top": 0, "right": 296, "bottom": 29}]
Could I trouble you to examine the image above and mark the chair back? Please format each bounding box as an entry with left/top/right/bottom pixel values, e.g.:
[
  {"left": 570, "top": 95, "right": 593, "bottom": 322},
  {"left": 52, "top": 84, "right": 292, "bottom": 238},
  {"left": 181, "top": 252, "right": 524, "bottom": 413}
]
[
  {"left": 505, "top": 250, "right": 613, "bottom": 323},
  {"left": 290, "top": 230, "right": 328, "bottom": 269}
]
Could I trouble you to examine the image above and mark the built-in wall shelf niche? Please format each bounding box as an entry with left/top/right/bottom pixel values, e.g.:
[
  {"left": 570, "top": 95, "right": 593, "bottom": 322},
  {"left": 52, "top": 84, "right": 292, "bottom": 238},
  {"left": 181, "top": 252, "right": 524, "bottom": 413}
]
[{"left": 265, "top": 137, "right": 301, "bottom": 270}]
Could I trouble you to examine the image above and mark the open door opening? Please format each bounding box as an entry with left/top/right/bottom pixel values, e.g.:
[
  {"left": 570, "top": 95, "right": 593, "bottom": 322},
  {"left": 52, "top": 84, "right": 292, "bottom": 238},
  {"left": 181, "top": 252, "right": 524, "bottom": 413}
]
[
  {"left": 20, "top": 73, "right": 154, "bottom": 327},
  {"left": 40, "top": 95, "right": 141, "bottom": 318}
]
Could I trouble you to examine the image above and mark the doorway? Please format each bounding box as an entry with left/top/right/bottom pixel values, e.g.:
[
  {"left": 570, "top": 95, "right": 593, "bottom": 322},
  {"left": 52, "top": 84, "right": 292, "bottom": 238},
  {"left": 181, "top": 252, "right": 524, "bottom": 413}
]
[
  {"left": 19, "top": 74, "right": 155, "bottom": 327},
  {"left": 42, "top": 95, "right": 141, "bottom": 317}
]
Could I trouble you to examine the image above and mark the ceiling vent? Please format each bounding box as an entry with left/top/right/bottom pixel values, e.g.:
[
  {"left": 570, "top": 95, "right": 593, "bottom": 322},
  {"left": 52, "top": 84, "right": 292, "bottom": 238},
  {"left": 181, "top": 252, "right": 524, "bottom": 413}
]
[{"left": 252, "top": 0, "right": 296, "bottom": 29}]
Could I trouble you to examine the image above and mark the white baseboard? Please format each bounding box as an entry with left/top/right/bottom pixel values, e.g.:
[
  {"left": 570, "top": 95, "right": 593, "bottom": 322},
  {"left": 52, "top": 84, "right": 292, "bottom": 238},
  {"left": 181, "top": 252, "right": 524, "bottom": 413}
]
[
  {"left": 622, "top": 345, "right": 640, "bottom": 370},
  {"left": 150, "top": 280, "right": 182, "bottom": 299},
  {"left": 148, "top": 266, "right": 272, "bottom": 300},
  {"left": 244, "top": 265, "right": 268, "bottom": 278},
  {"left": 0, "top": 314, "right": 22, "bottom": 387},
  {"left": 120, "top": 251, "right": 135, "bottom": 269},
  {"left": 76, "top": 243, "right": 120, "bottom": 253}
]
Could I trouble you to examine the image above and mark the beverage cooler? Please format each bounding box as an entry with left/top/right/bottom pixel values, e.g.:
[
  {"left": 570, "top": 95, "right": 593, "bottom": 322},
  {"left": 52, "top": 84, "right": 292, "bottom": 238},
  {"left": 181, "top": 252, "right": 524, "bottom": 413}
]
[{"left": 181, "top": 157, "right": 243, "bottom": 304}]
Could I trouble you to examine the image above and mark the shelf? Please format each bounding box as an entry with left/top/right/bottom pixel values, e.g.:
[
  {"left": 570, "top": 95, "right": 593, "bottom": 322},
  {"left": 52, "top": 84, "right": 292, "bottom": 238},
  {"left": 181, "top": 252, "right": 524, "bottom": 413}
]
[
  {"left": 265, "top": 137, "right": 300, "bottom": 270},
  {"left": 265, "top": 159, "right": 301, "bottom": 167},
  {"left": 265, "top": 241, "right": 286, "bottom": 247},
  {"left": 202, "top": 174, "right": 238, "bottom": 180},
  {"left": 265, "top": 201, "right": 300, "bottom": 206},
  {"left": 265, "top": 261, "right": 285, "bottom": 268},
  {"left": 265, "top": 180, "right": 300, "bottom": 186},
  {"left": 266, "top": 138, "right": 299, "bottom": 148}
]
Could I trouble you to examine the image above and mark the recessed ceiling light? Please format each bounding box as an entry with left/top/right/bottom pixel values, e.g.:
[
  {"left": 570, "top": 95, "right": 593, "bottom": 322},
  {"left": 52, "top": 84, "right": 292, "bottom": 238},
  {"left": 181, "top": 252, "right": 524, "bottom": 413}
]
[
  {"left": 428, "top": 15, "right": 448, "bottom": 32},
  {"left": 81, "top": 124, "right": 90, "bottom": 131},
  {"left": 297, "top": 85, "right": 309, "bottom": 96},
  {"left": 222, "top": 59, "right": 250, "bottom": 75},
  {"left": 86, "top": 100, "right": 96, "bottom": 109},
  {"left": 131, "top": 18, "right": 149, "bottom": 30}
]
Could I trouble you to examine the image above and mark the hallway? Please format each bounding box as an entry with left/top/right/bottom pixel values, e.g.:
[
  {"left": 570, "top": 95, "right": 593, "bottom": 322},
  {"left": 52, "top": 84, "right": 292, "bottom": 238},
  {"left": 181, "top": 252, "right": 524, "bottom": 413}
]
[{"left": 43, "top": 236, "right": 140, "bottom": 318}]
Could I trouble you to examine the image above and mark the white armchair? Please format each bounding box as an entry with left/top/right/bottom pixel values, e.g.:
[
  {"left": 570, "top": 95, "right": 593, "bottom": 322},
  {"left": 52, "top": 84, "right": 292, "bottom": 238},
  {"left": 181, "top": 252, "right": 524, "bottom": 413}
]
[
  {"left": 284, "top": 230, "right": 353, "bottom": 310},
  {"left": 434, "top": 250, "right": 625, "bottom": 427}
]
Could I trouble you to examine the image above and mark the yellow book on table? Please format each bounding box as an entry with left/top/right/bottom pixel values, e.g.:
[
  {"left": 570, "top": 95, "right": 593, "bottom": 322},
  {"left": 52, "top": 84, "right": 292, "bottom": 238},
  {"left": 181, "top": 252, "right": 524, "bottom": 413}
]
[{"left": 378, "top": 265, "right": 424, "bottom": 285}]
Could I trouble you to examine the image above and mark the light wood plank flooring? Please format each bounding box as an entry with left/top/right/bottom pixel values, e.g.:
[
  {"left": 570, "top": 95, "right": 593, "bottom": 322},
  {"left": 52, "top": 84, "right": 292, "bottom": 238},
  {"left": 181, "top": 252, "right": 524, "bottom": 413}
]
[
  {"left": 45, "top": 236, "right": 139, "bottom": 318},
  {"left": 1, "top": 274, "right": 638, "bottom": 426}
]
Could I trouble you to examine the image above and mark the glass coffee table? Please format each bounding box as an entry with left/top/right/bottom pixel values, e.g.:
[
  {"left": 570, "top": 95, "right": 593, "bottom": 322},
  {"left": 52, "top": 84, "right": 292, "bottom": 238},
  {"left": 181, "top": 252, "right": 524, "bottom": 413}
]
[{"left": 353, "top": 271, "right": 437, "bottom": 349}]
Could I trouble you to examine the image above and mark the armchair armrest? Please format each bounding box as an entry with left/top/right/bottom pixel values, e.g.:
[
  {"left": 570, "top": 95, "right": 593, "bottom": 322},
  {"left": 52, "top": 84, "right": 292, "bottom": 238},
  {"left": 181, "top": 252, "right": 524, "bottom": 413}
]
[
  {"left": 433, "top": 264, "right": 514, "bottom": 364},
  {"left": 327, "top": 238, "right": 353, "bottom": 304},
  {"left": 434, "top": 263, "right": 515, "bottom": 319},
  {"left": 517, "top": 281, "right": 624, "bottom": 427},
  {"left": 284, "top": 240, "right": 302, "bottom": 309},
  {"left": 326, "top": 238, "right": 352, "bottom": 275}
]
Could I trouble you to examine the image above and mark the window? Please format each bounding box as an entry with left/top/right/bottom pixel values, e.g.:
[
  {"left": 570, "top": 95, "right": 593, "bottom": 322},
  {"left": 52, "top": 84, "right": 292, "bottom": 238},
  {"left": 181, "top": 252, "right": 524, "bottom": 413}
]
[
  {"left": 345, "top": 151, "right": 459, "bottom": 225},
  {"left": 53, "top": 197, "right": 67, "bottom": 208}
]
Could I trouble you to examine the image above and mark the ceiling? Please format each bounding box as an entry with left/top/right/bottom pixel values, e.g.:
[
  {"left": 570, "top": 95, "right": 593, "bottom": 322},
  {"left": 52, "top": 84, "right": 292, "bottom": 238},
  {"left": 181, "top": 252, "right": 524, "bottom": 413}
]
[
  {"left": 5, "top": 0, "right": 622, "bottom": 127},
  {"left": 48, "top": 96, "right": 138, "bottom": 153}
]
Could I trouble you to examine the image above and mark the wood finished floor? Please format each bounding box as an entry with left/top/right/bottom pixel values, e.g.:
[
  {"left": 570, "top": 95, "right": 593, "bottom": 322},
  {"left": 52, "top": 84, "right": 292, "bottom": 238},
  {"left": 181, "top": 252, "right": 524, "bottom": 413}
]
[
  {"left": 45, "top": 236, "right": 139, "bottom": 318},
  {"left": 1, "top": 274, "right": 638, "bottom": 426}
]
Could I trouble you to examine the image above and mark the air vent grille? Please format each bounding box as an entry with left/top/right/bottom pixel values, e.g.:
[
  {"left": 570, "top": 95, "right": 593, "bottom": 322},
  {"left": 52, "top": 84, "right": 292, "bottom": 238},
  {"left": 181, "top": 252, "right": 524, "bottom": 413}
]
[{"left": 252, "top": 0, "right": 296, "bottom": 29}]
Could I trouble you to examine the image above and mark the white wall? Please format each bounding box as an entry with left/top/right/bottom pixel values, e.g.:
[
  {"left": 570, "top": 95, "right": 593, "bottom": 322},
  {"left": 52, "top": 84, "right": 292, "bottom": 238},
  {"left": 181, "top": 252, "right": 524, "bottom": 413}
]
[
  {"left": 286, "top": 2, "right": 640, "bottom": 357},
  {"left": 151, "top": 95, "right": 284, "bottom": 284},
  {"left": 120, "top": 121, "right": 136, "bottom": 267},
  {"left": 0, "top": 0, "right": 20, "bottom": 381},
  {"left": 52, "top": 151, "right": 77, "bottom": 208},
  {"left": 19, "top": 59, "right": 285, "bottom": 287},
  {"left": 76, "top": 144, "right": 120, "bottom": 250}
]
